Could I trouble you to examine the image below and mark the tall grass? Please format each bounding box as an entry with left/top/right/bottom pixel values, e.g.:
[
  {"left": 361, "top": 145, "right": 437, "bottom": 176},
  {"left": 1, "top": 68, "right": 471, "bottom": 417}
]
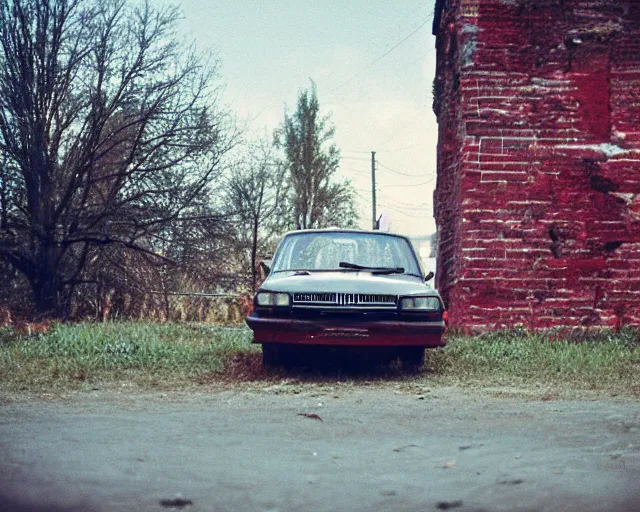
[
  {"left": 1, "top": 323, "right": 638, "bottom": 395},
  {"left": 428, "top": 329, "right": 640, "bottom": 392},
  {"left": 0, "top": 322, "right": 256, "bottom": 390}
]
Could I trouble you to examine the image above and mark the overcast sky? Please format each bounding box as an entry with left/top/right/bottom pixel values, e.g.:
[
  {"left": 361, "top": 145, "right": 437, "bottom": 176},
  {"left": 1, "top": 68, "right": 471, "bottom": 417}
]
[{"left": 178, "top": 0, "right": 438, "bottom": 237}]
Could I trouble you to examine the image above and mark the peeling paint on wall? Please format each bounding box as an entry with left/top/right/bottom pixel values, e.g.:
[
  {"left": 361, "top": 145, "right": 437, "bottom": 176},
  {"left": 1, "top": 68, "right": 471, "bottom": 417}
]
[{"left": 433, "top": 0, "right": 640, "bottom": 331}]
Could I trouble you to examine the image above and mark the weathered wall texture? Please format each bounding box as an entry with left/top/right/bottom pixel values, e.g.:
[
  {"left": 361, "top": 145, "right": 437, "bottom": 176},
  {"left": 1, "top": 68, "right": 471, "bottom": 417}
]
[{"left": 433, "top": 0, "right": 640, "bottom": 331}]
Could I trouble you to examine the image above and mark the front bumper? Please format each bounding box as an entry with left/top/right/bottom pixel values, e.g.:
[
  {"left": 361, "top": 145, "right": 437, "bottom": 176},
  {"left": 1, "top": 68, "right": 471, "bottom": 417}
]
[{"left": 245, "top": 315, "right": 446, "bottom": 347}]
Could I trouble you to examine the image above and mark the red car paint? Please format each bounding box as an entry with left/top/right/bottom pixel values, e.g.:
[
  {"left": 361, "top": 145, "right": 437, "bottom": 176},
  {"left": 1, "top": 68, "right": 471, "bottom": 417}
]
[{"left": 246, "top": 316, "right": 446, "bottom": 347}]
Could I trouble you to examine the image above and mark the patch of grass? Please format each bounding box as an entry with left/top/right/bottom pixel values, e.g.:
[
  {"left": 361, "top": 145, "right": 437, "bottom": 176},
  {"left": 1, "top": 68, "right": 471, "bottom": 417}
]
[
  {"left": 1, "top": 323, "right": 638, "bottom": 398},
  {"left": 427, "top": 329, "right": 640, "bottom": 394},
  {"left": 0, "top": 322, "right": 256, "bottom": 392}
]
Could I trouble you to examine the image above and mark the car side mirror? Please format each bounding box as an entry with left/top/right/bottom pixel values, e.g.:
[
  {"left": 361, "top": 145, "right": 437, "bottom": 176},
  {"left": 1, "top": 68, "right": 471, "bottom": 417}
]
[
  {"left": 424, "top": 271, "right": 434, "bottom": 282},
  {"left": 259, "top": 259, "right": 272, "bottom": 277}
]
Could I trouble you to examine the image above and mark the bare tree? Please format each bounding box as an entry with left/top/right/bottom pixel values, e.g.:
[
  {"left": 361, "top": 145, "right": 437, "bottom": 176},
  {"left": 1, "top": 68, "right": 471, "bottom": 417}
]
[
  {"left": 226, "top": 140, "right": 287, "bottom": 291},
  {"left": 0, "top": 0, "right": 233, "bottom": 316}
]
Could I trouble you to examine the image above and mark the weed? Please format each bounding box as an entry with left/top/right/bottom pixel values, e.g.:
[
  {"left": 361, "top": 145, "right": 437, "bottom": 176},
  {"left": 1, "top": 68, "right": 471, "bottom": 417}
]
[
  {"left": 0, "top": 323, "right": 638, "bottom": 396},
  {"left": 427, "top": 328, "right": 640, "bottom": 392},
  {"left": 0, "top": 322, "right": 256, "bottom": 391}
]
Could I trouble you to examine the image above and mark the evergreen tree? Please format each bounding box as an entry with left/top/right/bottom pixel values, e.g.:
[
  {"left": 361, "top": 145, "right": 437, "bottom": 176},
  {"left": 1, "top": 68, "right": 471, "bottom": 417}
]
[{"left": 275, "top": 83, "right": 358, "bottom": 230}]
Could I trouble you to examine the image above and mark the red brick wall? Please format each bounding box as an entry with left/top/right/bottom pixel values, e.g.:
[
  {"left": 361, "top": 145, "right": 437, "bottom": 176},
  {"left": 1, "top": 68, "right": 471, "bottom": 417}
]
[{"left": 433, "top": 0, "right": 640, "bottom": 331}]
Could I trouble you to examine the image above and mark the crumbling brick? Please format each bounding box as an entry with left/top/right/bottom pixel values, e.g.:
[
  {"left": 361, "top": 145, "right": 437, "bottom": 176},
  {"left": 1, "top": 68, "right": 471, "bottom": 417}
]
[{"left": 434, "top": 0, "right": 640, "bottom": 331}]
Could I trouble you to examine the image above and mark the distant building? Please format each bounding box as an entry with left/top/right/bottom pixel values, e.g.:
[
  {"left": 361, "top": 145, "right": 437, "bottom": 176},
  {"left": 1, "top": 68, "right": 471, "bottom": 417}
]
[{"left": 433, "top": 0, "right": 640, "bottom": 331}]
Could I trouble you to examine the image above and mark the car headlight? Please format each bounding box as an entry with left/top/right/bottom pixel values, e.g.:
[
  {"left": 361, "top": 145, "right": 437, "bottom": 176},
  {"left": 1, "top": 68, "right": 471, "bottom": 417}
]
[
  {"left": 400, "top": 296, "right": 440, "bottom": 311},
  {"left": 256, "top": 292, "right": 290, "bottom": 307}
]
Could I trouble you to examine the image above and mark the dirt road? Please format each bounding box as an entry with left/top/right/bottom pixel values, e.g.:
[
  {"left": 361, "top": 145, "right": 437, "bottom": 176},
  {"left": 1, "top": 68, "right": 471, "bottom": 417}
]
[{"left": 1, "top": 386, "right": 639, "bottom": 512}]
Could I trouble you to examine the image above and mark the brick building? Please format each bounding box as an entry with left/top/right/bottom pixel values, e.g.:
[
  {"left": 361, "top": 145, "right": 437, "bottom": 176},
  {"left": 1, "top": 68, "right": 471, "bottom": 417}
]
[{"left": 433, "top": 0, "right": 640, "bottom": 331}]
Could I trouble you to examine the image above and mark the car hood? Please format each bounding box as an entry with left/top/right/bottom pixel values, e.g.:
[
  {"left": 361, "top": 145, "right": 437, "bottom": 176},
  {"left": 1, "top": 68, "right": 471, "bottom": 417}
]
[{"left": 261, "top": 271, "right": 438, "bottom": 297}]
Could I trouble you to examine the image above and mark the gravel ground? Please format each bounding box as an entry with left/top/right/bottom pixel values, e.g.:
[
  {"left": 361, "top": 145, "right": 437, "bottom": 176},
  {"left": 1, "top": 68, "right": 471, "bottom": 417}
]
[{"left": 1, "top": 385, "right": 639, "bottom": 512}]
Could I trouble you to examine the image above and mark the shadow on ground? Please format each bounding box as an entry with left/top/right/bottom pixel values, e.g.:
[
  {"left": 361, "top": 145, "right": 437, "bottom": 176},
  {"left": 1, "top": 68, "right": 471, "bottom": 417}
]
[{"left": 214, "top": 346, "right": 437, "bottom": 384}]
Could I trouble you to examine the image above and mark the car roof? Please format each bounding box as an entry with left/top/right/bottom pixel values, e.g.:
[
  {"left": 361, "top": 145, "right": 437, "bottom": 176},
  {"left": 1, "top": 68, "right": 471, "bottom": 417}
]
[{"left": 281, "top": 228, "right": 411, "bottom": 241}]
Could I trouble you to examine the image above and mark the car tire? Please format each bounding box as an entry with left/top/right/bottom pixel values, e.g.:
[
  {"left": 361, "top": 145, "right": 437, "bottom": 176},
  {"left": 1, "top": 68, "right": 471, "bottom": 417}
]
[
  {"left": 262, "top": 344, "right": 281, "bottom": 368},
  {"left": 399, "top": 347, "right": 425, "bottom": 372}
]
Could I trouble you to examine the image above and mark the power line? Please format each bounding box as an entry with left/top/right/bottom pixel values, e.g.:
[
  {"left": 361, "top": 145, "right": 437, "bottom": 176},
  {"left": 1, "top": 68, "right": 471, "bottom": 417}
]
[
  {"left": 355, "top": 191, "right": 431, "bottom": 218},
  {"left": 377, "top": 161, "right": 429, "bottom": 177},
  {"left": 312, "top": 2, "right": 431, "bottom": 92},
  {"left": 380, "top": 178, "right": 435, "bottom": 188},
  {"left": 343, "top": 50, "right": 436, "bottom": 104},
  {"left": 355, "top": 192, "right": 432, "bottom": 217},
  {"left": 378, "top": 203, "right": 433, "bottom": 218},
  {"left": 379, "top": 199, "right": 432, "bottom": 211},
  {"left": 326, "top": 17, "right": 433, "bottom": 96},
  {"left": 341, "top": 156, "right": 372, "bottom": 162},
  {"left": 378, "top": 195, "right": 431, "bottom": 209},
  {"left": 338, "top": 167, "right": 369, "bottom": 175},
  {"left": 382, "top": 204, "right": 432, "bottom": 213},
  {"left": 379, "top": 197, "right": 433, "bottom": 210}
]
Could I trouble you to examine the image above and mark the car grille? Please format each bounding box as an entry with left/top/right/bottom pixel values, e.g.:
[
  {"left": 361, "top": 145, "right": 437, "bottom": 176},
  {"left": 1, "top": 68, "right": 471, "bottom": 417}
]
[{"left": 292, "top": 292, "right": 398, "bottom": 309}]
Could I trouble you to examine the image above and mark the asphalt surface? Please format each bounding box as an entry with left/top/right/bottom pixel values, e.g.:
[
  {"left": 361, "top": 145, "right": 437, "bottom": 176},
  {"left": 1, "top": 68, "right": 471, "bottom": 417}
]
[{"left": 1, "top": 386, "right": 639, "bottom": 512}]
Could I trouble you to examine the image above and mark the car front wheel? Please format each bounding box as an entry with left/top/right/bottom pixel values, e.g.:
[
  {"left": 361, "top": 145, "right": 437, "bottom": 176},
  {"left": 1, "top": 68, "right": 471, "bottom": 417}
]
[
  {"left": 262, "top": 343, "right": 281, "bottom": 368},
  {"left": 398, "top": 347, "right": 425, "bottom": 371},
  {"left": 262, "top": 343, "right": 297, "bottom": 368}
]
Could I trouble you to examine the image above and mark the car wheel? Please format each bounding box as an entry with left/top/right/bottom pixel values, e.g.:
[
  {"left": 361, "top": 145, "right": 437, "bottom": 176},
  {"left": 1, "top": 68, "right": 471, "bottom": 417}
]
[
  {"left": 399, "top": 347, "right": 425, "bottom": 372},
  {"left": 262, "top": 344, "right": 281, "bottom": 368}
]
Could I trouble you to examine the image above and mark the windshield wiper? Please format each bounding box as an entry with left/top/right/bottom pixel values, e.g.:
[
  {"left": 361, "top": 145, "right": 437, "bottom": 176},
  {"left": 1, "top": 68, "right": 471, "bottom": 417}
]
[{"left": 338, "top": 262, "right": 405, "bottom": 274}]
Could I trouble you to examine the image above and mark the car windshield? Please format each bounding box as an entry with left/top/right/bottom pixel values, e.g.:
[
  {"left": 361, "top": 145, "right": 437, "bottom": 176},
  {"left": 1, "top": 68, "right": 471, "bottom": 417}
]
[{"left": 271, "top": 231, "right": 422, "bottom": 276}]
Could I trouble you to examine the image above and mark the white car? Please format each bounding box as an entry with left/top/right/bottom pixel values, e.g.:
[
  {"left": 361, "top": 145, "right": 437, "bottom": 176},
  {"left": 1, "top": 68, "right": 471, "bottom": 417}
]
[{"left": 246, "top": 229, "right": 447, "bottom": 368}]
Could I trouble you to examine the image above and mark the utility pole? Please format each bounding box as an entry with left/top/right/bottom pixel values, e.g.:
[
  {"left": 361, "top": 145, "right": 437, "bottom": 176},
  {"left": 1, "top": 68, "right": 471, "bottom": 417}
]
[{"left": 371, "top": 151, "right": 377, "bottom": 230}]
